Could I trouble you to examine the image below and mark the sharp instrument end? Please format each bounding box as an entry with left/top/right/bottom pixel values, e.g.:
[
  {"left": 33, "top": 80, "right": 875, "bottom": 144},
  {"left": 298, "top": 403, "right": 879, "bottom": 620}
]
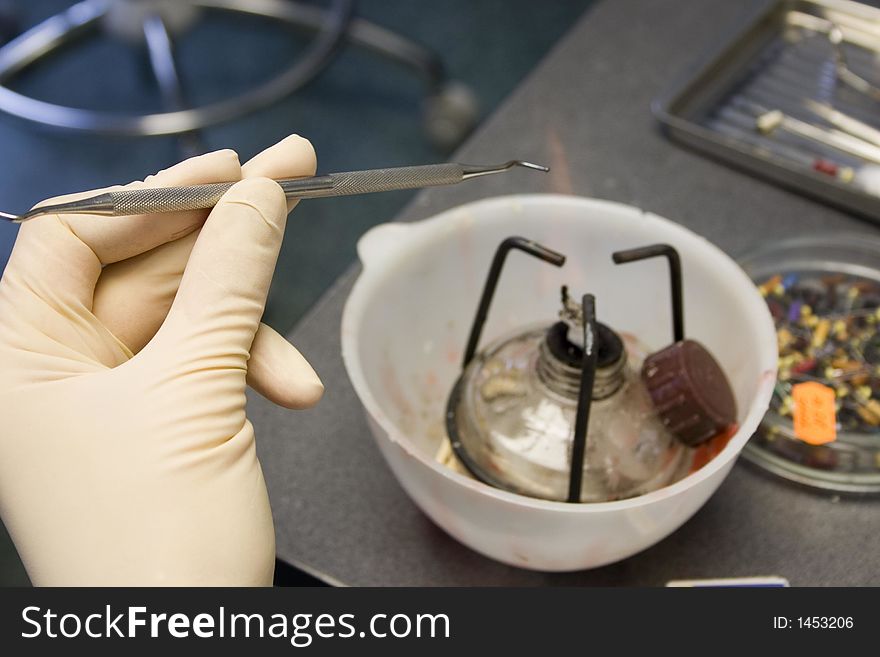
[
  {"left": 11, "top": 208, "right": 49, "bottom": 222},
  {"left": 0, "top": 210, "right": 21, "bottom": 223},
  {"left": 461, "top": 160, "right": 551, "bottom": 179},
  {"left": 510, "top": 160, "right": 550, "bottom": 172}
]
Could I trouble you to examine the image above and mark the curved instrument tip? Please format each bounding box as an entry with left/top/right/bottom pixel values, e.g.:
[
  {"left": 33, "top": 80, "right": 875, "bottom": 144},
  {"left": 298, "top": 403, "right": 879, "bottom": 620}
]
[
  {"left": 461, "top": 160, "right": 551, "bottom": 179},
  {"left": 510, "top": 160, "right": 550, "bottom": 173}
]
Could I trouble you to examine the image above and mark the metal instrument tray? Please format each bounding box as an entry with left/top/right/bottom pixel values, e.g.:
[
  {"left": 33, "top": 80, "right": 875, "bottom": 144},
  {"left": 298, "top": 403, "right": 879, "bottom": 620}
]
[{"left": 653, "top": 0, "right": 880, "bottom": 222}]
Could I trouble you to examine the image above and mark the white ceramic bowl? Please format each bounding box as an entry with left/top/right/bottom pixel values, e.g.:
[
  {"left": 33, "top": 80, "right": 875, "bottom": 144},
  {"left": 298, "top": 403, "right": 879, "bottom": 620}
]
[{"left": 341, "top": 195, "right": 777, "bottom": 571}]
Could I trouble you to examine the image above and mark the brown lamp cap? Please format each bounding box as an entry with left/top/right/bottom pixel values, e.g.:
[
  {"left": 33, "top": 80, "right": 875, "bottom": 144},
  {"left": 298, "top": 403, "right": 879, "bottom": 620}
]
[{"left": 642, "top": 339, "right": 737, "bottom": 447}]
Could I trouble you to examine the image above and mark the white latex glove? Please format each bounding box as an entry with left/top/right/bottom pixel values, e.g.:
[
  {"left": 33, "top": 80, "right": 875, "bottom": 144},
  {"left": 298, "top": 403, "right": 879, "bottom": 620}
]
[{"left": 0, "top": 135, "right": 323, "bottom": 586}]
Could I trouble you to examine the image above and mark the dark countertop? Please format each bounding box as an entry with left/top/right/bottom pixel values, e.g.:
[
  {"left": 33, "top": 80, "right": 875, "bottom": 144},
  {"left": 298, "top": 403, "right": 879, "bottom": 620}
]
[{"left": 249, "top": 0, "right": 880, "bottom": 586}]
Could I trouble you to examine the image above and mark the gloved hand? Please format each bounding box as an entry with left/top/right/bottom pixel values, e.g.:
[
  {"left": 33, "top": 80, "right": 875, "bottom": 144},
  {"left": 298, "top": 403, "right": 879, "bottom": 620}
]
[{"left": 0, "top": 135, "right": 323, "bottom": 586}]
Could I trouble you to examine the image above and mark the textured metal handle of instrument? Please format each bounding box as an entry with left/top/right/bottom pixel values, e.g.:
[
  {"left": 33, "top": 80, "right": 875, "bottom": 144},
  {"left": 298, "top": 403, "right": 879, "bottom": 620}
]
[
  {"left": 304, "top": 163, "right": 464, "bottom": 198},
  {"left": 104, "top": 163, "right": 464, "bottom": 214},
  {"left": 107, "top": 182, "right": 236, "bottom": 215}
]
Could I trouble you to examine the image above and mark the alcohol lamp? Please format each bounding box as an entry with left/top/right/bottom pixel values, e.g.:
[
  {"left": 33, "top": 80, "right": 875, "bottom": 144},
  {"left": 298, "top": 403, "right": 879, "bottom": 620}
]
[{"left": 445, "top": 238, "right": 737, "bottom": 503}]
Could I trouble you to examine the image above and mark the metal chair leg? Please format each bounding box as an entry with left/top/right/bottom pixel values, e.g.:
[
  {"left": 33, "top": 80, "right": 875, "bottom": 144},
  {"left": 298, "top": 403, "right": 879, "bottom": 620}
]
[
  {"left": 0, "top": 0, "right": 353, "bottom": 135},
  {"left": 0, "top": 0, "right": 477, "bottom": 149},
  {"left": 142, "top": 11, "right": 205, "bottom": 155}
]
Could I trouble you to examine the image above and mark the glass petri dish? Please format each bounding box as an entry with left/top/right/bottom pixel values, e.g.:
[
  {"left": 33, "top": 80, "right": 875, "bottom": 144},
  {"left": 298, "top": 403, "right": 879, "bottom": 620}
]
[{"left": 738, "top": 234, "right": 880, "bottom": 494}]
